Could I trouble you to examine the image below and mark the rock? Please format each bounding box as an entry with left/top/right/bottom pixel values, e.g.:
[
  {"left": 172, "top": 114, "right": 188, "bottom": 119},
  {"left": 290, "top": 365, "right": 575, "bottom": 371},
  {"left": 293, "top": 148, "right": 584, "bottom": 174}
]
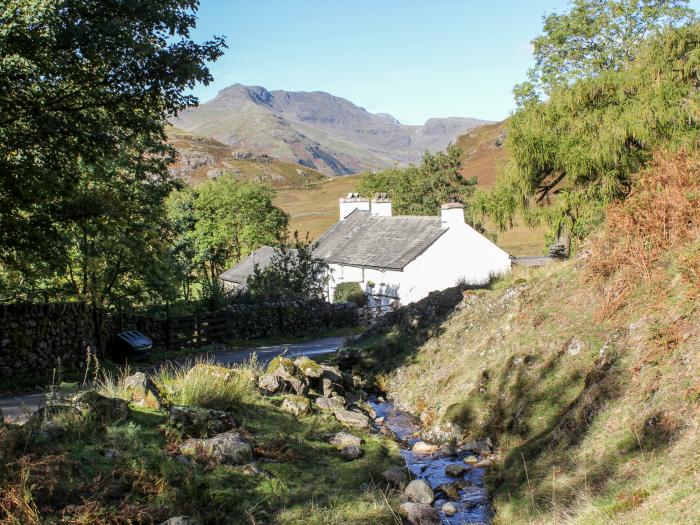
[
  {"left": 281, "top": 396, "right": 311, "bottom": 417},
  {"left": 124, "top": 372, "right": 165, "bottom": 410},
  {"left": 383, "top": 465, "right": 411, "bottom": 490},
  {"left": 315, "top": 396, "right": 346, "bottom": 411},
  {"left": 399, "top": 502, "right": 441, "bottom": 525},
  {"left": 438, "top": 443, "right": 457, "bottom": 457},
  {"left": 320, "top": 365, "right": 342, "bottom": 384},
  {"left": 438, "top": 482, "right": 460, "bottom": 501},
  {"left": 272, "top": 366, "right": 309, "bottom": 396},
  {"left": 67, "top": 390, "right": 129, "bottom": 424},
  {"left": 332, "top": 408, "right": 369, "bottom": 428},
  {"left": 353, "top": 400, "right": 376, "bottom": 419},
  {"left": 179, "top": 431, "right": 252, "bottom": 465},
  {"left": 160, "top": 517, "right": 201, "bottom": 525},
  {"left": 475, "top": 458, "right": 494, "bottom": 468},
  {"left": 169, "top": 405, "right": 237, "bottom": 438},
  {"left": 442, "top": 502, "right": 458, "bottom": 516},
  {"left": 321, "top": 377, "right": 335, "bottom": 397},
  {"left": 404, "top": 479, "right": 434, "bottom": 505},
  {"left": 339, "top": 445, "right": 363, "bottom": 460},
  {"left": 412, "top": 441, "right": 439, "bottom": 455},
  {"left": 293, "top": 356, "right": 324, "bottom": 379},
  {"left": 463, "top": 455, "right": 478, "bottom": 464},
  {"left": 258, "top": 374, "right": 283, "bottom": 395},
  {"left": 445, "top": 464, "right": 469, "bottom": 477},
  {"left": 330, "top": 431, "right": 363, "bottom": 448},
  {"left": 460, "top": 440, "right": 478, "bottom": 453}
]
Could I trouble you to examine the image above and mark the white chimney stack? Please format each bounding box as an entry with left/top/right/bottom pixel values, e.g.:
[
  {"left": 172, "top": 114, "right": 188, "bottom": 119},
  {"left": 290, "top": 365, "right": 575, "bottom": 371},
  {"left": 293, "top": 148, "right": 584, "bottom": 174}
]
[
  {"left": 370, "top": 193, "right": 392, "bottom": 217},
  {"left": 440, "top": 202, "right": 465, "bottom": 228},
  {"left": 339, "top": 193, "right": 370, "bottom": 220}
]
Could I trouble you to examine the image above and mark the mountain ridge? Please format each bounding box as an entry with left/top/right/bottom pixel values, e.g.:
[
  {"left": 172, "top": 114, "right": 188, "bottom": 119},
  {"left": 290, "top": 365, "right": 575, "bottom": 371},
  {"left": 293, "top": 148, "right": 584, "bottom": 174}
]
[{"left": 172, "top": 84, "right": 492, "bottom": 175}]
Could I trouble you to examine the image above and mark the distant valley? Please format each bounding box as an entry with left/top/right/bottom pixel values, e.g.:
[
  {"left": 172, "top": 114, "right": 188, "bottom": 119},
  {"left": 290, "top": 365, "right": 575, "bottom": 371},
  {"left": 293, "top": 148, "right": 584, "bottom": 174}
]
[{"left": 171, "top": 84, "right": 491, "bottom": 176}]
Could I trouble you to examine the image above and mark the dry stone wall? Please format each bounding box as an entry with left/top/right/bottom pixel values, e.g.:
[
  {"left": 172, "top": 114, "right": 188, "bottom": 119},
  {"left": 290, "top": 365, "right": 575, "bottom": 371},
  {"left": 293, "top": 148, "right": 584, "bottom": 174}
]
[
  {"left": 0, "top": 302, "right": 95, "bottom": 382},
  {"left": 0, "top": 299, "right": 358, "bottom": 382}
]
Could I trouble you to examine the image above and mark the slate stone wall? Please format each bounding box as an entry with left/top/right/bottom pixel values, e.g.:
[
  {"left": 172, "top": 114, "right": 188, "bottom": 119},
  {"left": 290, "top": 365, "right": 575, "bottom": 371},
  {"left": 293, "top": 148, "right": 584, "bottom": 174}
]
[{"left": 0, "top": 299, "right": 358, "bottom": 382}]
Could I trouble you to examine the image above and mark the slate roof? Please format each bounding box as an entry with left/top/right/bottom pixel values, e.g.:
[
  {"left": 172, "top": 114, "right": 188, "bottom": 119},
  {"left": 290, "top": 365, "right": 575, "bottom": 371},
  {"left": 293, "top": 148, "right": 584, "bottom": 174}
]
[
  {"left": 219, "top": 246, "right": 277, "bottom": 284},
  {"left": 313, "top": 210, "right": 446, "bottom": 270}
]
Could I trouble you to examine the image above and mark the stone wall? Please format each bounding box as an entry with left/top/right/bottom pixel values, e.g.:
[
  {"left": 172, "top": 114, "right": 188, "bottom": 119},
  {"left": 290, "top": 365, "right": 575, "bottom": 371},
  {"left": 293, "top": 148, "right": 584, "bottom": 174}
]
[
  {"left": 0, "top": 299, "right": 358, "bottom": 382},
  {"left": 0, "top": 302, "right": 96, "bottom": 382}
]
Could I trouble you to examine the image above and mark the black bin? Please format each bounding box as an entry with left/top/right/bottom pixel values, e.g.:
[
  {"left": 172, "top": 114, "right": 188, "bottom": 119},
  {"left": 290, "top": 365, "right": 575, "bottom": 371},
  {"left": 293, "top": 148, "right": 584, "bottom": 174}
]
[{"left": 108, "top": 330, "right": 153, "bottom": 362}]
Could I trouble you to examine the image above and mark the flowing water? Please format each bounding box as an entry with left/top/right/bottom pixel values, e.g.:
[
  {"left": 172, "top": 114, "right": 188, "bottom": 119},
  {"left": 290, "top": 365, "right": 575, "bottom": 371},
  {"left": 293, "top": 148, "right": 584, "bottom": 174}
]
[{"left": 369, "top": 398, "right": 492, "bottom": 525}]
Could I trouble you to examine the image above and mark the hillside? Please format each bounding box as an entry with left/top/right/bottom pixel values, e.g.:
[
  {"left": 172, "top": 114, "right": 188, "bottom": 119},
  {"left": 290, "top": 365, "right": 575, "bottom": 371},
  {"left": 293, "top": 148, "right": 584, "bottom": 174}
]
[
  {"left": 167, "top": 126, "right": 328, "bottom": 187},
  {"left": 345, "top": 152, "right": 700, "bottom": 524},
  {"left": 455, "top": 120, "right": 508, "bottom": 187},
  {"left": 171, "top": 84, "right": 491, "bottom": 176}
]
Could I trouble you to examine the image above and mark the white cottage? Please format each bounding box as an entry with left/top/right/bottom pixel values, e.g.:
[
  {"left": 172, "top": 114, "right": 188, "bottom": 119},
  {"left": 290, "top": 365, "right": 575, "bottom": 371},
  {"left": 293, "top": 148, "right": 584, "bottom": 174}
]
[{"left": 313, "top": 194, "right": 511, "bottom": 309}]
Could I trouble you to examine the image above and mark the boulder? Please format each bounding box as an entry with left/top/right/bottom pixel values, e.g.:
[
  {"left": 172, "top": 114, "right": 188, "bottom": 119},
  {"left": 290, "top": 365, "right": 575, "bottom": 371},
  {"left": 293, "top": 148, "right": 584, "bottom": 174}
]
[
  {"left": 412, "top": 441, "right": 439, "bottom": 455},
  {"left": 258, "top": 374, "right": 283, "bottom": 395},
  {"left": 169, "top": 405, "right": 237, "bottom": 438},
  {"left": 399, "top": 502, "right": 441, "bottom": 525},
  {"left": 124, "top": 372, "right": 164, "bottom": 410},
  {"left": 442, "top": 502, "right": 458, "bottom": 516},
  {"left": 179, "top": 431, "right": 252, "bottom": 465},
  {"left": 475, "top": 458, "right": 494, "bottom": 468},
  {"left": 281, "top": 396, "right": 311, "bottom": 417},
  {"left": 332, "top": 408, "right": 369, "bottom": 428},
  {"left": 438, "top": 482, "right": 460, "bottom": 501},
  {"left": 382, "top": 465, "right": 411, "bottom": 490},
  {"left": 272, "top": 366, "right": 309, "bottom": 396},
  {"left": 293, "top": 356, "right": 324, "bottom": 379},
  {"left": 445, "top": 464, "right": 469, "bottom": 477},
  {"left": 67, "top": 390, "right": 129, "bottom": 424},
  {"left": 320, "top": 365, "right": 342, "bottom": 384},
  {"left": 330, "top": 431, "right": 363, "bottom": 448},
  {"left": 266, "top": 356, "right": 298, "bottom": 376},
  {"left": 315, "top": 396, "right": 346, "bottom": 411},
  {"left": 339, "top": 445, "right": 363, "bottom": 461},
  {"left": 404, "top": 479, "right": 434, "bottom": 505},
  {"left": 463, "top": 455, "right": 478, "bottom": 464},
  {"left": 160, "top": 517, "right": 201, "bottom": 525}
]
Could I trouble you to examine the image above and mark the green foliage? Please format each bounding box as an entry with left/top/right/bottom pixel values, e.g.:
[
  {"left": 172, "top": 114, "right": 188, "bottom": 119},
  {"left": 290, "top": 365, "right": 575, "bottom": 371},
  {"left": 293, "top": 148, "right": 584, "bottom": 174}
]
[
  {"left": 521, "top": 0, "right": 694, "bottom": 95},
  {"left": 333, "top": 282, "right": 368, "bottom": 307},
  {"left": 479, "top": 21, "right": 700, "bottom": 249},
  {"left": 0, "top": 0, "right": 224, "bottom": 304},
  {"left": 166, "top": 175, "right": 289, "bottom": 300},
  {"left": 246, "top": 233, "right": 330, "bottom": 300},
  {"left": 357, "top": 146, "right": 477, "bottom": 219}
]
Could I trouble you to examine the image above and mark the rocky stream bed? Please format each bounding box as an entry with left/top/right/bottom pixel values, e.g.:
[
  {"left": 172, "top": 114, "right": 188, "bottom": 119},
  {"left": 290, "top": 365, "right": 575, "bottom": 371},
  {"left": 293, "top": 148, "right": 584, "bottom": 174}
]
[{"left": 370, "top": 398, "right": 492, "bottom": 525}]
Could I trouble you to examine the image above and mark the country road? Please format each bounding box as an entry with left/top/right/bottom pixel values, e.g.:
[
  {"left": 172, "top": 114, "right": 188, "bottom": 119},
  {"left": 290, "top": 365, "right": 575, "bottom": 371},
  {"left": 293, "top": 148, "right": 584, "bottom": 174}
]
[{"left": 0, "top": 336, "right": 346, "bottom": 424}]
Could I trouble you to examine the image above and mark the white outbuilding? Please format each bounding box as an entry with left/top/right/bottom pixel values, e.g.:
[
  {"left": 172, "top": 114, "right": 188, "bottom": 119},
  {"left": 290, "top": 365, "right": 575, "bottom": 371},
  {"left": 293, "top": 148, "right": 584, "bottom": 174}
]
[{"left": 313, "top": 194, "right": 512, "bottom": 310}]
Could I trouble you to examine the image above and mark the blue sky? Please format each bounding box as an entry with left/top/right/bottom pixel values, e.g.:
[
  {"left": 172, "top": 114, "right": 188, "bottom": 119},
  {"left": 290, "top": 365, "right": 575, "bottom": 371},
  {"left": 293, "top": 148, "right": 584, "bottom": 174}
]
[{"left": 189, "top": 0, "right": 700, "bottom": 125}]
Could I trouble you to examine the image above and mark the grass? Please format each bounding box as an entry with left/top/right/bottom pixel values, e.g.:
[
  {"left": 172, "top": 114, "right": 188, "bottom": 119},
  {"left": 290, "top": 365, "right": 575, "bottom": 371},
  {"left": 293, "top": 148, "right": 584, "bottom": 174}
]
[
  {"left": 1, "top": 354, "right": 403, "bottom": 524},
  {"left": 347, "top": 169, "right": 700, "bottom": 525}
]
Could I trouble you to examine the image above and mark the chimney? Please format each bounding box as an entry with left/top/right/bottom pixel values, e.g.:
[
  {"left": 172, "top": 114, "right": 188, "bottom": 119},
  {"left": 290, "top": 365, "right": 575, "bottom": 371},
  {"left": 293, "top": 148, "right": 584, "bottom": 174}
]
[
  {"left": 440, "top": 202, "right": 465, "bottom": 228},
  {"left": 339, "top": 193, "right": 370, "bottom": 220},
  {"left": 370, "top": 193, "right": 392, "bottom": 217}
]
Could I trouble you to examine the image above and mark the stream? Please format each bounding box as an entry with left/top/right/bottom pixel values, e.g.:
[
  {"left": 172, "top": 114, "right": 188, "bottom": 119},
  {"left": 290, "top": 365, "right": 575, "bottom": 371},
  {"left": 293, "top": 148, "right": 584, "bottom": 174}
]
[{"left": 369, "top": 398, "right": 492, "bottom": 525}]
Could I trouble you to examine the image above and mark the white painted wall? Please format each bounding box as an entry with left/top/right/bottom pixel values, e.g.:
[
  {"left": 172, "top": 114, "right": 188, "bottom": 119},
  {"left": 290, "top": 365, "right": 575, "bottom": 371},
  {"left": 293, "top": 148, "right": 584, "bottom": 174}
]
[{"left": 326, "top": 220, "right": 511, "bottom": 307}]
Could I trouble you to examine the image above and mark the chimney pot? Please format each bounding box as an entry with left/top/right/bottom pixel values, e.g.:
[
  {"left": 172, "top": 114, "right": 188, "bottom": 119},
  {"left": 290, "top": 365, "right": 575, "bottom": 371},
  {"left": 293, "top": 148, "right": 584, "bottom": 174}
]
[{"left": 370, "top": 193, "right": 392, "bottom": 217}]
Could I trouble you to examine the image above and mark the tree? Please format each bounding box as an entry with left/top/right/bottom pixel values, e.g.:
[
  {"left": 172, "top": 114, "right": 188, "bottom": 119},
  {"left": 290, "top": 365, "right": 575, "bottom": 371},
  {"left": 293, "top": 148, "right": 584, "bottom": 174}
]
[
  {"left": 519, "top": 0, "right": 694, "bottom": 98},
  {"left": 246, "top": 233, "right": 330, "bottom": 300},
  {"left": 0, "top": 0, "right": 225, "bottom": 278},
  {"left": 357, "top": 146, "right": 478, "bottom": 219},
  {"left": 166, "top": 176, "right": 290, "bottom": 298},
  {"left": 477, "top": 22, "right": 700, "bottom": 252}
]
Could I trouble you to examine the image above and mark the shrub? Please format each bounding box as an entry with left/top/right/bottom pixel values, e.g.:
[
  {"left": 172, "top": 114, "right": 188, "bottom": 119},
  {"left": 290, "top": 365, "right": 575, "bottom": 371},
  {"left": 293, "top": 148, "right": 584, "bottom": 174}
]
[
  {"left": 587, "top": 150, "right": 700, "bottom": 316},
  {"left": 333, "top": 282, "right": 368, "bottom": 307}
]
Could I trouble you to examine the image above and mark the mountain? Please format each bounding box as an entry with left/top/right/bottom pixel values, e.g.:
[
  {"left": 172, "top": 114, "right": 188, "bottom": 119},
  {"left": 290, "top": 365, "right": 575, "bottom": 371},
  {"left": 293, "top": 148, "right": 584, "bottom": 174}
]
[
  {"left": 171, "top": 84, "right": 492, "bottom": 176},
  {"left": 167, "top": 126, "right": 328, "bottom": 187}
]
